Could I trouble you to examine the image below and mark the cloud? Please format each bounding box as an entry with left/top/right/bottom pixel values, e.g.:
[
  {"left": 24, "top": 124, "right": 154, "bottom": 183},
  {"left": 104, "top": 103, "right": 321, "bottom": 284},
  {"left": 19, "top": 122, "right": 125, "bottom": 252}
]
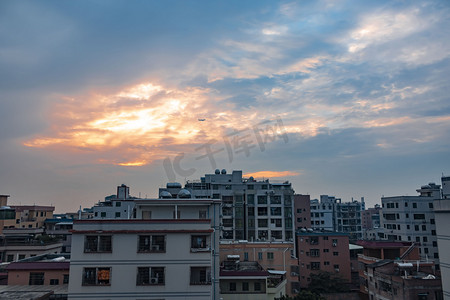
[{"left": 244, "top": 170, "right": 300, "bottom": 179}]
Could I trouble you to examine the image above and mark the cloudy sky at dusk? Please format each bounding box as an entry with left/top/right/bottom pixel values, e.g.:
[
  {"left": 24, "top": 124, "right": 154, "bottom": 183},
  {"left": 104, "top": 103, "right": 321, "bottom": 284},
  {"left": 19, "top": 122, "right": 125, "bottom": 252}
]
[{"left": 1, "top": 0, "right": 449, "bottom": 212}]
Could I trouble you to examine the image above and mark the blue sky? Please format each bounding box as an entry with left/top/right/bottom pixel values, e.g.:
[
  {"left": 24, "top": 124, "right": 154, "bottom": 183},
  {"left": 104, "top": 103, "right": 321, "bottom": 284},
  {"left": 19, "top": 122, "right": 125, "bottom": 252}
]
[{"left": 0, "top": 0, "right": 449, "bottom": 212}]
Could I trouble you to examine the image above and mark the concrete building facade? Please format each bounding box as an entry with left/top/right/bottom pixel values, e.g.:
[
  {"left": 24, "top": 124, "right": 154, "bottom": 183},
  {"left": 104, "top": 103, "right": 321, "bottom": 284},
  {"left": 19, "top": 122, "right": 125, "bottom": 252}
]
[
  {"left": 381, "top": 183, "right": 441, "bottom": 263},
  {"left": 68, "top": 198, "right": 221, "bottom": 300}
]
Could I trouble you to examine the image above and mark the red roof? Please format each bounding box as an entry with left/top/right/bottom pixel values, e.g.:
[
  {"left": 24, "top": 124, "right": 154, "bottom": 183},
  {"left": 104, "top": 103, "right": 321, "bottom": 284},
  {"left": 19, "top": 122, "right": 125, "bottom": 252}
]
[{"left": 6, "top": 262, "right": 69, "bottom": 271}]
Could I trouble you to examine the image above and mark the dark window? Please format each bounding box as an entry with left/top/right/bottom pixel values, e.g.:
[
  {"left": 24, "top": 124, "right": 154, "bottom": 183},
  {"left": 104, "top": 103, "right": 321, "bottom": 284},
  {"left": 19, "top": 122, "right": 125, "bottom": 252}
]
[
  {"left": 100, "top": 212, "right": 106, "bottom": 218},
  {"left": 84, "top": 236, "right": 112, "bottom": 253},
  {"left": 414, "top": 214, "right": 425, "bottom": 220},
  {"left": 310, "top": 249, "right": 320, "bottom": 257},
  {"left": 229, "top": 282, "right": 236, "bottom": 291},
  {"left": 242, "top": 281, "right": 249, "bottom": 291},
  {"left": 136, "top": 267, "right": 165, "bottom": 285},
  {"left": 267, "top": 252, "right": 274, "bottom": 260},
  {"left": 190, "top": 267, "right": 211, "bottom": 285},
  {"left": 422, "top": 225, "right": 426, "bottom": 231},
  {"left": 50, "top": 279, "right": 59, "bottom": 285},
  {"left": 63, "top": 274, "right": 69, "bottom": 284},
  {"left": 258, "top": 252, "right": 263, "bottom": 260},
  {"left": 333, "top": 252, "right": 339, "bottom": 256},
  {"left": 6, "top": 255, "right": 14, "bottom": 262},
  {"left": 115, "top": 212, "right": 120, "bottom": 218},
  {"left": 415, "top": 225, "right": 419, "bottom": 231},
  {"left": 432, "top": 230, "right": 436, "bottom": 235},
  {"left": 83, "top": 268, "right": 111, "bottom": 285},
  {"left": 311, "top": 262, "right": 320, "bottom": 270},
  {"left": 116, "top": 202, "right": 121, "bottom": 207},
  {"left": 29, "top": 272, "right": 44, "bottom": 285},
  {"left": 413, "top": 203, "right": 417, "bottom": 208},
  {"left": 429, "top": 203, "right": 433, "bottom": 208},
  {"left": 430, "top": 219, "right": 435, "bottom": 224},
  {"left": 138, "top": 235, "right": 165, "bottom": 252},
  {"left": 254, "top": 282, "right": 261, "bottom": 291}
]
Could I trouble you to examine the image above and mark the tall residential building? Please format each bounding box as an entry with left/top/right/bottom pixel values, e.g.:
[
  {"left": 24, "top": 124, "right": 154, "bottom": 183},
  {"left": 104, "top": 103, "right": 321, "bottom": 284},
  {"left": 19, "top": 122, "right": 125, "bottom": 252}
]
[
  {"left": 293, "top": 194, "right": 311, "bottom": 232},
  {"left": 381, "top": 183, "right": 441, "bottom": 263},
  {"left": 362, "top": 204, "right": 382, "bottom": 239},
  {"left": 68, "top": 197, "right": 221, "bottom": 300},
  {"left": 179, "top": 170, "right": 295, "bottom": 242},
  {"left": 434, "top": 176, "right": 450, "bottom": 300},
  {"left": 310, "top": 195, "right": 364, "bottom": 240}
]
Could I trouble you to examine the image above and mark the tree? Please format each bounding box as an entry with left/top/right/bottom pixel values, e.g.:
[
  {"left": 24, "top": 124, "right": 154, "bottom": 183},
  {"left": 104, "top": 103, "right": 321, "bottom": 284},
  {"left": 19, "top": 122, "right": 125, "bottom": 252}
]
[
  {"left": 275, "top": 290, "right": 325, "bottom": 300},
  {"left": 308, "top": 271, "right": 349, "bottom": 294}
]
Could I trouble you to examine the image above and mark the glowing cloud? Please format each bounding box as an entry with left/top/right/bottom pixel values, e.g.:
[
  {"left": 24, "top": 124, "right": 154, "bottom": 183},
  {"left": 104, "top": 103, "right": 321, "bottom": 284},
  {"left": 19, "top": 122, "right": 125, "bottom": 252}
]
[{"left": 244, "top": 170, "right": 300, "bottom": 179}]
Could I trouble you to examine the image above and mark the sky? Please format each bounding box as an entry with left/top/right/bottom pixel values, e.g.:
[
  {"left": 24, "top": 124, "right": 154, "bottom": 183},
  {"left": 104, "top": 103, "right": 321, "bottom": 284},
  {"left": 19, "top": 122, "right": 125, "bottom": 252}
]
[{"left": 1, "top": 0, "right": 449, "bottom": 213}]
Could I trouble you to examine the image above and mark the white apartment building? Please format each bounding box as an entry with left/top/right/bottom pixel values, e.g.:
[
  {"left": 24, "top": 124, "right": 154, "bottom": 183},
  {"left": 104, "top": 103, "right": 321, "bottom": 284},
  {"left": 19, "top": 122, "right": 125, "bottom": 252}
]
[
  {"left": 310, "top": 195, "right": 364, "bottom": 240},
  {"left": 68, "top": 198, "right": 221, "bottom": 300},
  {"left": 381, "top": 183, "right": 440, "bottom": 264},
  {"left": 434, "top": 176, "right": 450, "bottom": 300},
  {"left": 171, "top": 170, "right": 296, "bottom": 242}
]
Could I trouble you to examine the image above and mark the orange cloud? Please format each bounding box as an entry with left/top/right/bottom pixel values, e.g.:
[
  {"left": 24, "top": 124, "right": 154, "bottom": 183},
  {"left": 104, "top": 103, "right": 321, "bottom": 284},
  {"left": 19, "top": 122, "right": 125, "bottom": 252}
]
[
  {"left": 23, "top": 81, "right": 287, "bottom": 166},
  {"left": 244, "top": 170, "right": 300, "bottom": 179}
]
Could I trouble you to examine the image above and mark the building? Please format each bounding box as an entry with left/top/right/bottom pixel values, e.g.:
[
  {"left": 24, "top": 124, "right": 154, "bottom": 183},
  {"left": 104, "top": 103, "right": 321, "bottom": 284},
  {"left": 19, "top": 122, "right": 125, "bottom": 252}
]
[
  {"left": 219, "top": 241, "right": 299, "bottom": 295},
  {"left": 182, "top": 169, "right": 296, "bottom": 242},
  {"left": 293, "top": 194, "right": 311, "bottom": 232},
  {"left": 92, "top": 184, "right": 137, "bottom": 219},
  {"left": 366, "top": 260, "right": 442, "bottom": 300},
  {"left": 434, "top": 177, "right": 450, "bottom": 300},
  {"left": 357, "top": 240, "right": 420, "bottom": 297},
  {"left": 362, "top": 205, "right": 381, "bottom": 231},
  {"left": 44, "top": 218, "right": 73, "bottom": 253},
  {"left": 6, "top": 253, "right": 70, "bottom": 287},
  {"left": 68, "top": 197, "right": 221, "bottom": 300},
  {"left": 310, "top": 196, "right": 364, "bottom": 240},
  {"left": 219, "top": 257, "right": 287, "bottom": 300},
  {"left": 381, "top": 183, "right": 441, "bottom": 263},
  {"left": 296, "top": 231, "right": 351, "bottom": 288}
]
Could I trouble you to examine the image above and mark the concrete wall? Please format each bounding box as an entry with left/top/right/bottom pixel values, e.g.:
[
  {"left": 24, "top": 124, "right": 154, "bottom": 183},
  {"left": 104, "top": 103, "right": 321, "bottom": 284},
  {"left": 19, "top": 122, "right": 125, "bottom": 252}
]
[{"left": 8, "top": 269, "right": 69, "bottom": 285}]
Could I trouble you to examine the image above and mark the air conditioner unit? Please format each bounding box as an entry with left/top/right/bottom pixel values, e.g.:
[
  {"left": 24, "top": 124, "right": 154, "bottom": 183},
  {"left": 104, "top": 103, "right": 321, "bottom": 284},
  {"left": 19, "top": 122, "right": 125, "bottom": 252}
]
[
  {"left": 150, "top": 277, "right": 158, "bottom": 284},
  {"left": 332, "top": 243, "right": 337, "bottom": 247}
]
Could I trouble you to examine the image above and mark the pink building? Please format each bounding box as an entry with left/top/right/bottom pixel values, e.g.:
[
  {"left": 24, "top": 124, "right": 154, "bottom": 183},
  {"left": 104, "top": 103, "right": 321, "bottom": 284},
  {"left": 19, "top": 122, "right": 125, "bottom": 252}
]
[
  {"left": 297, "top": 232, "right": 351, "bottom": 288},
  {"left": 294, "top": 194, "right": 311, "bottom": 231}
]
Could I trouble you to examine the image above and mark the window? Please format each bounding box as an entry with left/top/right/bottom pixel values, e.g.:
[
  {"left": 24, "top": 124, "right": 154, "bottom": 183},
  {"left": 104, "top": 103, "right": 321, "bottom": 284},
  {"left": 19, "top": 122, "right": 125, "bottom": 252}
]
[
  {"left": 254, "top": 282, "right": 261, "bottom": 291},
  {"left": 244, "top": 252, "right": 249, "bottom": 261},
  {"left": 413, "top": 203, "right": 417, "bottom": 208},
  {"left": 258, "top": 219, "right": 268, "bottom": 227},
  {"left": 432, "top": 230, "right": 436, "bottom": 235},
  {"left": 18, "top": 254, "right": 25, "bottom": 260},
  {"left": 422, "top": 225, "right": 426, "bottom": 231},
  {"left": 115, "top": 212, "right": 121, "bottom": 218},
  {"left": 50, "top": 279, "right": 59, "bottom": 285},
  {"left": 414, "top": 214, "right": 425, "bottom": 220},
  {"left": 100, "top": 212, "right": 106, "bottom": 218},
  {"left": 199, "top": 210, "right": 207, "bottom": 219},
  {"left": 423, "top": 237, "right": 428, "bottom": 242},
  {"left": 83, "top": 268, "right": 111, "bottom": 286},
  {"left": 324, "top": 261, "right": 330, "bottom": 265},
  {"left": 258, "top": 195, "right": 267, "bottom": 204},
  {"left": 334, "top": 264, "right": 340, "bottom": 271},
  {"left": 190, "top": 267, "right": 211, "bottom": 285},
  {"left": 191, "top": 235, "right": 208, "bottom": 250},
  {"left": 63, "top": 274, "right": 69, "bottom": 284},
  {"left": 323, "top": 249, "right": 329, "bottom": 253},
  {"left": 311, "top": 262, "right": 320, "bottom": 270},
  {"left": 415, "top": 225, "right": 419, "bottom": 231},
  {"left": 310, "top": 237, "right": 319, "bottom": 245},
  {"left": 242, "top": 282, "right": 249, "bottom": 291},
  {"left": 406, "top": 213, "right": 409, "bottom": 218},
  {"left": 84, "top": 236, "right": 112, "bottom": 253},
  {"left": 258, "top": 252, "right": 263, "bottom": 260},
  {"left": 29, "top": 272, "right": 44, "bottom": 285},
  {"left": 267, "top": 252, "right": 274, "bottom": 260},
  {"left": 229, "top": 282, "right": 236, "bottom": 291},
  {"left": 333, "top": 252, "right": 339, "bottom": 256},
  {"left": 270, "top": 207, "right": 281, "bottom": 216},
  {"left": 116, "top": 202, "right": 121, "bottom": 207},
  {"left": 430, "top": 219, "right": 435, "bottom": 224},
  {"left": 310, "top": 249, "right": 320, "bottom": 257},
  {"left": 137, "top": 267, "right": 165, "bottom": 285},
  {"left": 138, "top": 235, "right": 165, "bottom": 252},
  {"left": 6, "top": 255, "right": 14, "bottom": 262},
  {"left": 429, "top": 203, "right": 433, "bottom": 208}
]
